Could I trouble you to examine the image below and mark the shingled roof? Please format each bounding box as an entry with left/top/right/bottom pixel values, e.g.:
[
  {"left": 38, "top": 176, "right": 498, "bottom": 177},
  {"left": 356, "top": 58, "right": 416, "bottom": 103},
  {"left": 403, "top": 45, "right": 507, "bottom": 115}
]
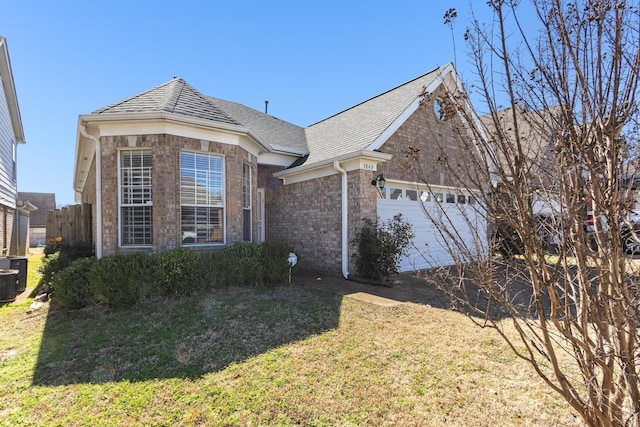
[
  {"left": 88, "top": 65, "right": 450, "bottom": 166},
  {"left": 208, "top": 97, "right": 308, "bottom": 153},
  {"left": 93, "top": 78, "right": 241, "bottom": 126},
  {"left": 303, "top": 65, "right": 445, "bottom": 165}
]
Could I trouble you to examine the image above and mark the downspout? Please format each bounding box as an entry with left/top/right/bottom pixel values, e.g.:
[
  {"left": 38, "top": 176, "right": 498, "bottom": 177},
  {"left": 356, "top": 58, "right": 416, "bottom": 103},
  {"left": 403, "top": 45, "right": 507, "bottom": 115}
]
[
  {"left": 333, "top": 161, "right": 349, "bottom": 279},
  {"left": 79, "top": 126, "right": 102, "bottom": 259}
]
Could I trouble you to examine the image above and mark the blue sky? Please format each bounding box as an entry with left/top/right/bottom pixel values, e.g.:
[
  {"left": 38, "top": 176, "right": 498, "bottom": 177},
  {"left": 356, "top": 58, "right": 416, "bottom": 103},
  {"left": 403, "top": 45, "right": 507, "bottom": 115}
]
[{"left": 2, "top": 0, "right": 499, "bottom": 207}]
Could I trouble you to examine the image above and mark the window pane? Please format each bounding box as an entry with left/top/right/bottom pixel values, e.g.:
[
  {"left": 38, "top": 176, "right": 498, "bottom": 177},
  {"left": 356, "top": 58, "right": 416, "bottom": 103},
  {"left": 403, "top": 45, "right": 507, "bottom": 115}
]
[
  {"left": 405, "top": 190, "right": 417, "bottom": 201},
  {"left": 390, "top": 188, "right": 403, "bottom": 200},
  {"left": 457, "top": 194, "right": 466, "bottom": 204},
  {"left": 180, "top": 151, "right": 225, "bottom": 245},
  {"left": 120, "top": 150, "right": 153, "bottom": 246},
  {"left": 420, "top": 191, "right": 431, "bottom": 202},
  {"left": 121, "top": 206, "right": 153, "bottom": 245},
  {"left": 180, "top": 151, "right": 224, "bottom": 207},
  {"left": 243, "top": 209, "right": 251, "bottom": 241},
  {"left": 434, "top": 192, "right": 444, "bottom": 203},
  {"left": 181, "top": 206, "right": 223, "bottom": 244},
  {"left": 446, "top": 193, "right": 456, "bottom": 203}
]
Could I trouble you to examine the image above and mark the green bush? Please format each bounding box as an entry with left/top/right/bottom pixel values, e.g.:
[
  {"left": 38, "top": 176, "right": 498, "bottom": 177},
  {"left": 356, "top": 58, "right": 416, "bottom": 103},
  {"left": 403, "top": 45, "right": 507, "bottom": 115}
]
[
  {"left": 90, "top": 253, "right": 153, "bottom": 307},
  {"left": 351, "top": 215, "right": 414, "bottom": 280},
  {"left": 39, "top": 241, "right": 95, "bottom": 290},
  {"left": 39, "top": 252, "right": 74, "bottom": 287},
  {"left": 196, "top": 241, "right": 294, "bottom": 288},
  {"left": 261, "top": 241, "right": 294, "bottom": 285},
  {"left": 153, "top": 247, "right": 198, "bottom": 297},
  {"left": 49, "top": 257, "right": 97, "bottom": 309},
  {"left": 196, "top": 251, "right": 222, "bottom": 288}
]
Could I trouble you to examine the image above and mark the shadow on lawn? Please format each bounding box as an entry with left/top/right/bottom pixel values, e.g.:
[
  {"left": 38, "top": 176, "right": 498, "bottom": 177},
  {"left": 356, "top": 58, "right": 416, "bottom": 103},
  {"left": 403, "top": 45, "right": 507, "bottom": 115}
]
[
  {"left": 32, "top": 284, "right": 343, "bottom": 386},
  {"left": 31, "top": 262, "right": 561, "bottom": 386}
]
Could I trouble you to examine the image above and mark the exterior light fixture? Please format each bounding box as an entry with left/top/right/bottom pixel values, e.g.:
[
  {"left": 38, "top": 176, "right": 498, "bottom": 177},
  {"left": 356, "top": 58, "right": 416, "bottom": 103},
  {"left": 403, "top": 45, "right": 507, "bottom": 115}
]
[
  {"left": 371, "top": 174, "right": 386, "bottom": 198},
  {"left": 371, "top": 173, "right": 386, "bottom": 190}
]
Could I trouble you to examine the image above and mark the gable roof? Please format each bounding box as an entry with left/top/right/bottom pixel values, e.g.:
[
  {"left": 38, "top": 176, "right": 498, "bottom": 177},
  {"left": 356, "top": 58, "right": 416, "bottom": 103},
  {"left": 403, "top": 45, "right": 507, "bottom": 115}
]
[
  {"left": 302, "top": 65, "right": 448, "bottom": 165},
  {"left": 18, "top": 192, "right": 55, "bottom": 226},
  {"left": 94, "top": 77, "right": 241, "bottom": 126}
]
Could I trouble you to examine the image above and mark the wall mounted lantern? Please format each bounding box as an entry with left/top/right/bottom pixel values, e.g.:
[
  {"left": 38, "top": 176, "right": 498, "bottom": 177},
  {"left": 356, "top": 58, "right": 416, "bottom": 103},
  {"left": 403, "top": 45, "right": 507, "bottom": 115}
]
[{"left": 371, "top": 173, "right": 386, "bottom": 197}]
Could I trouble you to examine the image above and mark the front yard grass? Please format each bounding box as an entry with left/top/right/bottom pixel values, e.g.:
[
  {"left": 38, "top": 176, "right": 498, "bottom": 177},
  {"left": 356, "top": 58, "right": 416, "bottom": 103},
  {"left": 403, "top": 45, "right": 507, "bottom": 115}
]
[{"left": 0, "top": 252, "right": 576, "bottom": 426}]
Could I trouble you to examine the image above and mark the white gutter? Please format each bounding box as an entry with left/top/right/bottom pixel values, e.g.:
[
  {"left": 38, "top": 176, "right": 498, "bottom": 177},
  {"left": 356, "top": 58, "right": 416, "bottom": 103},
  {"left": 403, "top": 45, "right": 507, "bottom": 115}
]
[
  {"left": 333, "top": 161, "right": 349, "bottom": 279},
  {"left": 79, "top": 126, "right": 102, "bottom": 259}
]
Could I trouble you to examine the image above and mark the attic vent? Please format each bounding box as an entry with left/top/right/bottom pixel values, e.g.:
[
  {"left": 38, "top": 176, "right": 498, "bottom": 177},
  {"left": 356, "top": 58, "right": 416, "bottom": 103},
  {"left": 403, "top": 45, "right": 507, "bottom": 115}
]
[{"left": 265, "top": 100, "right": 269, "bottom": 114}]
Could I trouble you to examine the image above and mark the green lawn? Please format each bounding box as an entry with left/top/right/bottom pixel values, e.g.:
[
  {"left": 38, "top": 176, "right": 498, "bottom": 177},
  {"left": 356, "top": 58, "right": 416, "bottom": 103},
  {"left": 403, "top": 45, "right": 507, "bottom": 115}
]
[{"left": 0, "top": 252, "right": 576, "bottom": 426}]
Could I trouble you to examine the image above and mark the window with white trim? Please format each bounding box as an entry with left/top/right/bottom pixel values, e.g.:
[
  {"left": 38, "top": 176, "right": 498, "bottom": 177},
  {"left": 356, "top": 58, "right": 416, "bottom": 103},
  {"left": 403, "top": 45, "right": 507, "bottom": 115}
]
[
  {"left": 242, "top": 163, "right": 251, "bottom": 242},
  {"left": 119, "top": 149, "right": 153, "bottom": 246},
  {"left": 180, "top": 151, "right": 224, "bottom": 245}
]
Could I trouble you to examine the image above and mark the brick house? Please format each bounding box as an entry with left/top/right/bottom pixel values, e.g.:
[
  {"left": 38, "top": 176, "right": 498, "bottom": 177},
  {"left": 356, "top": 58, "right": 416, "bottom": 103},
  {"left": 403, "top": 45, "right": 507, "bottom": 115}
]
[{"left": 73, "top": 63, "right": 488, "bottom": 276}]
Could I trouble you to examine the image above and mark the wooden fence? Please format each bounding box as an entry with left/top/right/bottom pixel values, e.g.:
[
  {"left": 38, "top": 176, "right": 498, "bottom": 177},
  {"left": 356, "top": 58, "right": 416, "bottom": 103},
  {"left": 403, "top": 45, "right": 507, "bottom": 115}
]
[{"left": 46, "top": 204, "right": 92, "bottom": 246}]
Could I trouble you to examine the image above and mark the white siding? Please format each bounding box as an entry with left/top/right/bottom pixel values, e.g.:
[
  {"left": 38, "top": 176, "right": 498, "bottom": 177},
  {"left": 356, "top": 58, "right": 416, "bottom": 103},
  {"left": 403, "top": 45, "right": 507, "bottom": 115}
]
[{"left": 0, "top": 77, "right": 17, "bottom": 209}]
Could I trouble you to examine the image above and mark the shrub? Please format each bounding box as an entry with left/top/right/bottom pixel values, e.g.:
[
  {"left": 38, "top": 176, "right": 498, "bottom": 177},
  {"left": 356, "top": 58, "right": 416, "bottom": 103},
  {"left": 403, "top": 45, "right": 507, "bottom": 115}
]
[
  {"left": 210, "top": 243, "right": 264, "bottom": 287},
  {"left": 351, "top": 214, "right": 413, "bottom": 280},
  {"left": 39, "top": 252, "right": 74, "bottom": 287},
  {"left": 196, "top": 251, "right": 222, "bottom": 288},
  {"left": 196, "top": 241, "right": 294, "bottom": 288},
  {"left": 39, "top": 240, "right": 95, "bottom": 289},
  {"left": 261, "top": 241, "right": 294, "bottom": 284},
  {"left": 90, "top": 253, "right": 153, "bottom": 307},
  {"left": 153, "top": 247, "right": 198, "bottom": 297},
  {"left": 49, "top": 257, "right": 97, "bottom": 309}
]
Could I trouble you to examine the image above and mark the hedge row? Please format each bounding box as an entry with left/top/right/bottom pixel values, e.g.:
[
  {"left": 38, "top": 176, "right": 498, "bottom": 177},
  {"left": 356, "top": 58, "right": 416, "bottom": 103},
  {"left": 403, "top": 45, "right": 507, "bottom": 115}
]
[{"left": 42, "top": 242, "right": 294, "bottom": 309}]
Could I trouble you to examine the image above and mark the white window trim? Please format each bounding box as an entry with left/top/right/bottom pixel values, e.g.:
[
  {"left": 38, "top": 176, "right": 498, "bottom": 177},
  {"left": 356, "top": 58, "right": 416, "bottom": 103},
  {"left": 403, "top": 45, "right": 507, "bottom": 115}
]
[
  {"left": 242, "top": 163, "right": 252, "bottom": 242},
  {"left": 118, "top": 148, "right": 153, "bottom": 247}
]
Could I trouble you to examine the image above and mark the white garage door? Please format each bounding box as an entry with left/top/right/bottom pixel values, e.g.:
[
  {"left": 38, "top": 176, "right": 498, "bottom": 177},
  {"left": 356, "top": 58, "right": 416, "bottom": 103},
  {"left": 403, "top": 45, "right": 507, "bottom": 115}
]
[{"left": 377, "top": 186, "right": 487, "bottom": 272}]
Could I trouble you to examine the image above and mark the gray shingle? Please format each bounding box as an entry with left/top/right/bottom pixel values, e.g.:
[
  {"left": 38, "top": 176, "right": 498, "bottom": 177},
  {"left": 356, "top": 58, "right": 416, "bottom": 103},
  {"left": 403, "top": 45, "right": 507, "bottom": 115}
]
[
  {"left": 303, "top": 66, "right": 444, "bottom": 165},
  {"left": 208, "top": 97, "right": 308, "bottom": 153},
  {"left": 93, "top": 78, "right": 240, "bottom": 126}
]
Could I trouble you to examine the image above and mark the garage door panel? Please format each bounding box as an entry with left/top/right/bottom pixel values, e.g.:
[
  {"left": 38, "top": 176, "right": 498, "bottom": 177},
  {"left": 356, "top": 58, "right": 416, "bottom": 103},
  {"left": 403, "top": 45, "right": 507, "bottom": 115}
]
[{"left": 377, "top": 195, "right": 486, "bottom": 272}]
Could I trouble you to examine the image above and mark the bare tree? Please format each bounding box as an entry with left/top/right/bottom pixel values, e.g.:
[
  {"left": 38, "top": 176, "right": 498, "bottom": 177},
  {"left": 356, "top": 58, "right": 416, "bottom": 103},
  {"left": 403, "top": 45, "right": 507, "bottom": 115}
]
[{"left": 409, "top": 1, "right": 640, "bottom": 425}]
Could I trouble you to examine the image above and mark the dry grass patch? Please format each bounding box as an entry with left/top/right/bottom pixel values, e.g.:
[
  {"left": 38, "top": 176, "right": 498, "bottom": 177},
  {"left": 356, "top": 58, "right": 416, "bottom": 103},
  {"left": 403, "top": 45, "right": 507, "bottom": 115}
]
[{"left": 0, "top": 258, "right": 577, "bottom": 425}]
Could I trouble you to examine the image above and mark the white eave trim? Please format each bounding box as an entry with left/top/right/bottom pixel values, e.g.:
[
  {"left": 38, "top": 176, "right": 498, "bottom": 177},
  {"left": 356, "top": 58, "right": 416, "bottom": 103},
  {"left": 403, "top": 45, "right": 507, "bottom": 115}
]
[
  {"left": 366, "top": 63, "right": 456, "bottom": 152},
  {"left": 78, "top": 111, "right": 273, "bottom": 151},
  {"left": 274, "top": 150, "right": 392, "bottom": 185},
  {"left": 0, "top": 37, "right": 25, "bottom": 144}
]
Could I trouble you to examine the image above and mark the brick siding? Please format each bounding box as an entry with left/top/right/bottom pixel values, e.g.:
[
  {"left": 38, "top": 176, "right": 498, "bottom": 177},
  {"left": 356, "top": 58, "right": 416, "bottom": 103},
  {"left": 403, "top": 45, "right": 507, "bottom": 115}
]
[{"left": 83, "top": 134, "right": 257, "bottom": 256}]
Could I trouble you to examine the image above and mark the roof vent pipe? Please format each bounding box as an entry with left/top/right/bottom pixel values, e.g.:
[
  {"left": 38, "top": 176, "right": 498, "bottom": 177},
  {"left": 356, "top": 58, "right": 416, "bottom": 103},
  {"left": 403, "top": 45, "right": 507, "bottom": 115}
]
[{"left": 264, "top": 100, "right": 269, "bottom": 114}]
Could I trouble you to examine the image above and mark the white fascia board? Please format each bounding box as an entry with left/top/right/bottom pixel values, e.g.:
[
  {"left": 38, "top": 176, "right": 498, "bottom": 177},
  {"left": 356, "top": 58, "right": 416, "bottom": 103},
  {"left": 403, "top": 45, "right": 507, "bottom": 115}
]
[
  {"left": 258, "top": 152, "right": 301, "bottom": 167},
  {"left": 73, "top": 118, "right": 97, "bottom": 197},
  {"left": 274, "top": 150, "right": 392, "bottom": 185},
  {"left": 80, "top": 112, "right": 273, "bottom": 153},
  {"left": 0, "top": 37, "right": 25, "bottom": 144},
  {"left": 366, "top": 64, "right": 455, "bottom": 152},
  {"left": 269, "top": 144, "right": 308, "bottom": 156}
]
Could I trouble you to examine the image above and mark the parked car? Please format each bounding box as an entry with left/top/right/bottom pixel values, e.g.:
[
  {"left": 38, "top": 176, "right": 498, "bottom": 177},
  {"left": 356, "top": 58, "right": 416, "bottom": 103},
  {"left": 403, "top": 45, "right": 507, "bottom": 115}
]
[{"left": 585, "top": 209, "right": 640, "bottom": 254}]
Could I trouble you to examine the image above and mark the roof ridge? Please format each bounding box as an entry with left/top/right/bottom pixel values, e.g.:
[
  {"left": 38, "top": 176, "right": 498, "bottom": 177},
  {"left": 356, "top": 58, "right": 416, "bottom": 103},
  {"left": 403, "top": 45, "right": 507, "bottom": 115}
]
[
  {"left": 93, "top": 78, "right": 178, "bottom": 113},
  {"left": 307, "top": 65, "right": 445, "bottom": 127},
  {"left": 166, "top": 78, "right": 185, "bottom": 113}
]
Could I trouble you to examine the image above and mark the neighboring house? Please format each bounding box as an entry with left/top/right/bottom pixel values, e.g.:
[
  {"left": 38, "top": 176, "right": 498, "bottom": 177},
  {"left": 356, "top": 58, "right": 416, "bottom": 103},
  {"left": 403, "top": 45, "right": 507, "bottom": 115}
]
[
  {"left": 0, "top": 36, "right": 26, "bottom": 256},
  {"left": 73, "top": 63, "right": 488, "bottom": 275},
  {"left": 17, "top": 192, "right": 55, "bottom": 247},
  {"left": 480, "top": 106, "right": 563, "bottom": 217}
]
